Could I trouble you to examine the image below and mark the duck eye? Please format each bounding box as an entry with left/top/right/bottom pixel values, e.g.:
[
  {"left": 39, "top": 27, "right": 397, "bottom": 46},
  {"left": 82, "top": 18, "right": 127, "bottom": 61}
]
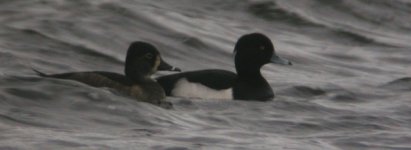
[
  {"left": 260, "top": 46, "right": 265, "bottom": 50},
  {"left": 145, "top": 53, "right": 153, "bottom": 59}
]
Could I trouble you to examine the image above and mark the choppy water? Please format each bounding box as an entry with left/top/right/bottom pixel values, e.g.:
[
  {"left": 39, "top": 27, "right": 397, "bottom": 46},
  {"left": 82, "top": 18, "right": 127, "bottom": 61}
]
[{"left": 1, "top": 0, "right": 411, "bottom": 149}]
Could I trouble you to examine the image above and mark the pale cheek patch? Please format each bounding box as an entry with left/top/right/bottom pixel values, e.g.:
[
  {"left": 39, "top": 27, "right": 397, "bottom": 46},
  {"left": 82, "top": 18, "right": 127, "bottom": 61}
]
[
  {"left": 153, "top": 56, "right": 160, "bottom": 72},
  {"left": 171, "top": 78, "right": 233, "bottom": 100}
]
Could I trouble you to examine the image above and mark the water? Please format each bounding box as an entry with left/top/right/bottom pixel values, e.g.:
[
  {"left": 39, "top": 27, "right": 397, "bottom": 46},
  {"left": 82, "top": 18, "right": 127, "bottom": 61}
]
[{"left": 1, "top": 0, "right": 410, "bottom": 149}]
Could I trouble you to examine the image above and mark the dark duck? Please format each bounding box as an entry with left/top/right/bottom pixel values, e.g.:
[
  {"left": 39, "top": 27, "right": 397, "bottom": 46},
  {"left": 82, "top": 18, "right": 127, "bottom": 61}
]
[
  {"left": 156, "top": 33, "right": 292, "bottom": 101},
  {"left": 34, "top": 41, "right": 180, "bottom": 108}
]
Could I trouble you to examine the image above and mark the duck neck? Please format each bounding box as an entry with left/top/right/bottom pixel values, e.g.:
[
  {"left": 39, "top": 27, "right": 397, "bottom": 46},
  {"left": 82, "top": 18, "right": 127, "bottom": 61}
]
[
  {"left": 236, "top": 65, "right": 263, "bottom": 79},
  {"left": 125, "top": 68, "right": 152, "bottom": 83}
]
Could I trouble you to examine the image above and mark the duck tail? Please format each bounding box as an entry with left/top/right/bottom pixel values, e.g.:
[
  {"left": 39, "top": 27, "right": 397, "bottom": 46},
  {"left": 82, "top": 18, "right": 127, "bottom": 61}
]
[{"left": 32, "top": 68, "right": 48, "bottom": 77}]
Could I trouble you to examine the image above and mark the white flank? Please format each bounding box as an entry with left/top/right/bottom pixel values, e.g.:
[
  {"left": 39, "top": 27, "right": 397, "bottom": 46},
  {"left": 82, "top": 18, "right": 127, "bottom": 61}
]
[{"left": 171, "top": 78, "right": 233, "bottom": 100}]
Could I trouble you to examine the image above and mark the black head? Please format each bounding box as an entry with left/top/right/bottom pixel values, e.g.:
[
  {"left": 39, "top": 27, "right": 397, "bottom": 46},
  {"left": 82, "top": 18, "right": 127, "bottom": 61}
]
[
  {"left": 234, "top": 33, "right": 291, "bottom": 76},
  {"left": 125, "top": 41, "right": 180, "bottom": 80}
]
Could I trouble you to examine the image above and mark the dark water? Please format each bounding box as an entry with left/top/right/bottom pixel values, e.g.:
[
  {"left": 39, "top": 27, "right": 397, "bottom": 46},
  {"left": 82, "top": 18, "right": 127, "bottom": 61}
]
[{"left": 1, "top": 0, "right": 411, "bottom": 149}]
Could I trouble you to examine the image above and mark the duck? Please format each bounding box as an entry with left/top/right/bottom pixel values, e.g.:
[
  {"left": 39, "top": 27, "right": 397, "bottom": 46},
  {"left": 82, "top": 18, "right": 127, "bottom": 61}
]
[
  {"left": 156, "top": 33, "right": 291, "bottom": 101},
  {"left": 34, "top": 41, "right": 181, "bottom": 108}
]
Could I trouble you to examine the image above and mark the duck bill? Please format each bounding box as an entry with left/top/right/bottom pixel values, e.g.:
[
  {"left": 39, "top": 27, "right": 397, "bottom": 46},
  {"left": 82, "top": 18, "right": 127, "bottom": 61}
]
[
  {"left": 158, "top": 58, "right": 181, "bottom": 72},
  {"left": 270, "top": 55, "right": 292, "bottom": 65}
]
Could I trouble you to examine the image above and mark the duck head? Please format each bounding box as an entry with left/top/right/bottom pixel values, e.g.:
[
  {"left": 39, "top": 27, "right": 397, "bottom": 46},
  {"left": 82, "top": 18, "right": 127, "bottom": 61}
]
[
  {"left": 234, "top": 33, "right": 291, "bottom": 76},
  {"left": 125, "top": 41, "right": 180, "bottom": 80}
]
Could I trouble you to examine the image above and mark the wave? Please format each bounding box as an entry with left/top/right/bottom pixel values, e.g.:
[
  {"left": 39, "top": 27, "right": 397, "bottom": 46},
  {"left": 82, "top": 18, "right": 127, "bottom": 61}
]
[
  {"left": 248, "top": 1, "right": 319, "bottom": 27},
  {"left": 1, "top": 0, "right": 411, "bottom": 149},
  {"left": 28, "top": 28, "right": 122, "bottom": 63},
  {"left": 382, "top": 77, "right": 411, "bottom": 91},
  {"left": 246, "top": 0, "right": 401, "bottom": 46}
]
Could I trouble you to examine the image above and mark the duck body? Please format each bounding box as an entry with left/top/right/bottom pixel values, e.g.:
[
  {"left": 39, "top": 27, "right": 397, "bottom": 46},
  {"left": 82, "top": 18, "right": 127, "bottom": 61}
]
[
  {"left": 156, "top": 69, "right": 274, "bottom": 101},
  {"left": 34, "top": 42, "right": 180, "bottom": 108},
  {"left": 157, "top": 69, "right": 236, "bottom": 100},
  {"left": 37, "top": 71, "right": 166, "bottom": 102}
]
